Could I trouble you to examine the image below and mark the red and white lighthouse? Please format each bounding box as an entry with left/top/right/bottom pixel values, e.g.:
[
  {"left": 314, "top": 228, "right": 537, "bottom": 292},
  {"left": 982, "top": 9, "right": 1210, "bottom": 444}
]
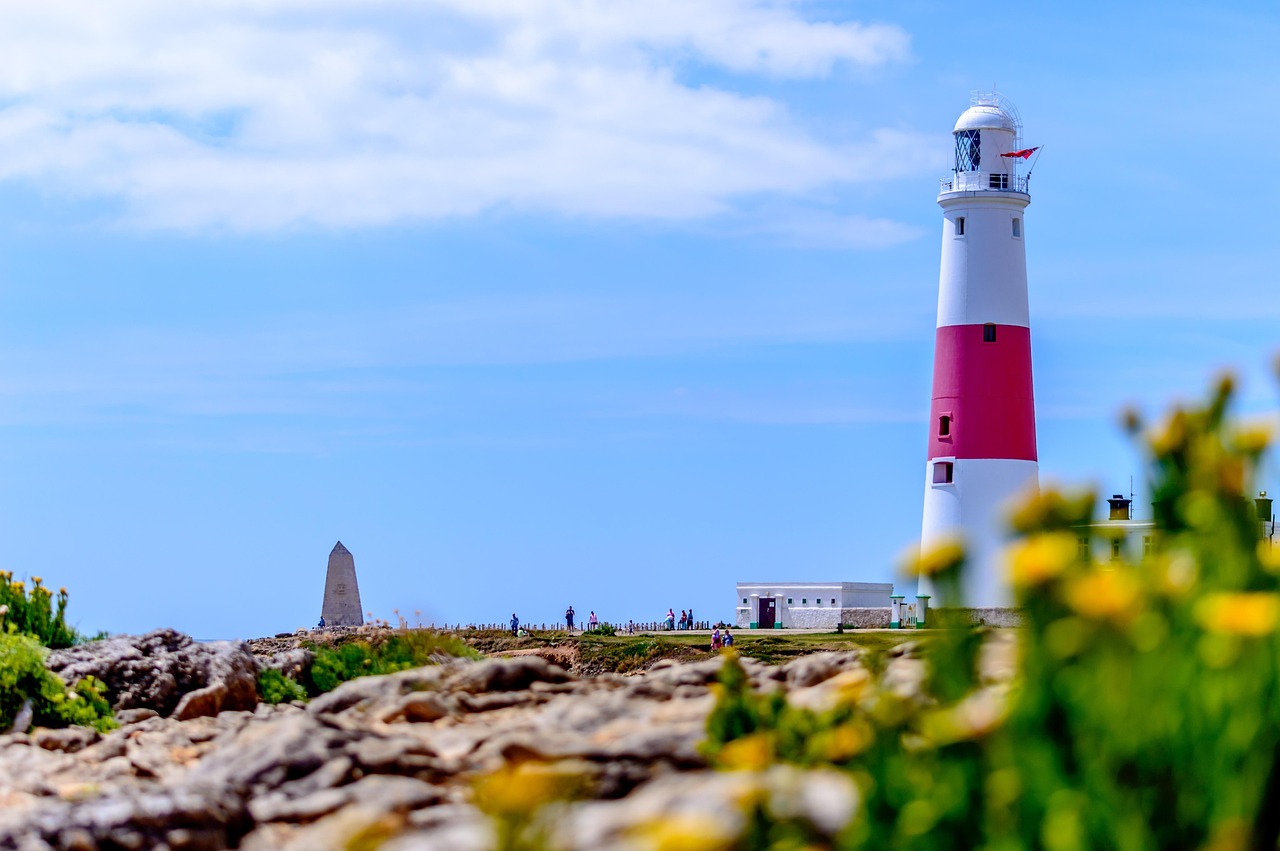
[{"left": 919, "top": 93, "right": 1038, "bottom": 607}]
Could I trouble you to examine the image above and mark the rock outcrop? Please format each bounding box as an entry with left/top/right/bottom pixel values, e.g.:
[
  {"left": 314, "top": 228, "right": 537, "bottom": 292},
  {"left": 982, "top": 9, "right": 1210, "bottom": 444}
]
[{"left": 46, "top": 628, "right": 259, "bottom": 720}]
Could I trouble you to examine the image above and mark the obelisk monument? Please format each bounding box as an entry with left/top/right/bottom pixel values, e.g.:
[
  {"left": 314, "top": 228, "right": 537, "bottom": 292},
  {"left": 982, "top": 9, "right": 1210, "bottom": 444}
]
[{"left": 320, "top": 541, "right": 364, "bottom": 626}]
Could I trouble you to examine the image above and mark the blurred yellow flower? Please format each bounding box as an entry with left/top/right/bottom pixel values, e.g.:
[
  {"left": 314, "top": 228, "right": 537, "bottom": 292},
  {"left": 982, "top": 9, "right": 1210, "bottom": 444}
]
[
  {"left": 1007, "top": 533, "right": 1078, "bottom": 587},
  {"left": 717, "top": 733, "right": 774, "bottom": 771},
  {"left": 1195, "top": 592, "right": 1280, "bottom": 637},
  {"left": 818, "top": 718, "right": 875, "bottom": 762},
  {"left": 1007, "top": 487, "right": 1095, "bottom": 533},
  {"left": 472, "top": 761, "right": 580, "bottom": 816},
  {"left": 1150, "top": 410, "right": 1187, "bottom": 457},
  {"left": 920, "top": 688, "right": 1008, "bottom": 746},
  {"left": 900, "top": 538, "right": 965, "bottom": 578},
  {"left": 1063, "top": 570, "right": 1142, "bottom": 623},
  {"left": 631, "top": 814, "right": 737, "bottom": 851},
  {"left": 1258, "top": 542, "right": 1280, "bottom": 575},
  {"left": 1231, "top": 424, "right": 1271, "bottom": 455}
]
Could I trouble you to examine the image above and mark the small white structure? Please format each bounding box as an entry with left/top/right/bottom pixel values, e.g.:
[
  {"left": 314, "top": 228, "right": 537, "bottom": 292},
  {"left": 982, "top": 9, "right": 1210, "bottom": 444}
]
[{"left": 735, "top": 582, "right": 894, "bottom": 629}]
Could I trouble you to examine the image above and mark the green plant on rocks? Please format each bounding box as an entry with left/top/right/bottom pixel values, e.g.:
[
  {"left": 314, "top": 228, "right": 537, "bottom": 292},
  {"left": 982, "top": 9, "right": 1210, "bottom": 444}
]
[
  {"left": 0, "top": 632, "right": 114, "bottom": 733},
  {"left": 0, "top": 571, "right": 84, "bottom": 649},
  {"left": 697, "top": 373, "right": 1280, "bottom": 850},
  {"left": 302, "top": 628, "right": 482, "bottom": 695}
]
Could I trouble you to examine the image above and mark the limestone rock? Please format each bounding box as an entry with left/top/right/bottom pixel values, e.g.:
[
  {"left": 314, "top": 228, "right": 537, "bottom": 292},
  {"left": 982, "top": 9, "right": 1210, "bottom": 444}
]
[{"left": 47, "top": 629, "right": 260, "bottom": 719}]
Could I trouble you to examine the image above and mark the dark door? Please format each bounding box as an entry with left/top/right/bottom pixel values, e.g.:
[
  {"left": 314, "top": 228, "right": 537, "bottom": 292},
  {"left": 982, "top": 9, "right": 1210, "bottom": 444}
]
[{"left": 759, "top": 598, "right": 776, "bottom": 629}]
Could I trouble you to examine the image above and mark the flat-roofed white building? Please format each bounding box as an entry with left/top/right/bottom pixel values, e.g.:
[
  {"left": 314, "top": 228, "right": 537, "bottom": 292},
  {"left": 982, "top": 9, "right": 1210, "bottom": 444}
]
[{"left": 735, "top": 582, "right": 894, "bottom": 630}]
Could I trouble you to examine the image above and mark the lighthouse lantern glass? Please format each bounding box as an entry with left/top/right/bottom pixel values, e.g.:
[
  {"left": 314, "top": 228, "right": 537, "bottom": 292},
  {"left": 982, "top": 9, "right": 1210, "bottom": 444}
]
[{"left": 955, "top": 130, "right": 980, "bottom": 172}]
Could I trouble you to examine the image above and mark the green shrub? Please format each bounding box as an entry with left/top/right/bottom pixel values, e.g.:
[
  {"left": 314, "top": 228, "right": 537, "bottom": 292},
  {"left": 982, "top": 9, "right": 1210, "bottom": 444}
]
[
  {"left": 0, "top": 572, "right": 82, "bottom": 649},
  {"left": 0, "top": 633, "right": 114, "bottom": 732},
  {"left": 698, "top": 374, "right": 1280, "bottom": 850},
  {"left": 257, "top": 668, "right": 309, "bottom": 705},
  {"left": 304, "top": 629, "right": 482, "bottom": 695},
  {"left": 593, "top": 622, "right": 617, "bottom": 637}
]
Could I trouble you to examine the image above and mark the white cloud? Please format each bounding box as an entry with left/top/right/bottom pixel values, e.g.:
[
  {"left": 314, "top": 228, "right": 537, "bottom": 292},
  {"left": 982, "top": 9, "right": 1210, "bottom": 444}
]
[{"left": 0, "top": 1, "right": 927, "bottom": 231}]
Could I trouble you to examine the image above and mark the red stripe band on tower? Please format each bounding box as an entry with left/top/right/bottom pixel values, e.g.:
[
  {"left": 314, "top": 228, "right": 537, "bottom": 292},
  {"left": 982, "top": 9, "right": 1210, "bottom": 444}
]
[{"left": 927, "top": 324, "right": 1037, "bottom": 462}]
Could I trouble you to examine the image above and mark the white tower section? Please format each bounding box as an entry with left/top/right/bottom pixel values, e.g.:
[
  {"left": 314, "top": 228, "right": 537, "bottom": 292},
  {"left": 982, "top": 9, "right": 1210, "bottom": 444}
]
[{"left": 920, "top": 93, "right": 1039, "bottom": 608}]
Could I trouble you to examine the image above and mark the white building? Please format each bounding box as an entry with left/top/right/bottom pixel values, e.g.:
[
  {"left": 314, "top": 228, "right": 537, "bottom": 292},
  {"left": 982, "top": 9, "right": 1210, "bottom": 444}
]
[{"left": 735, "top": 582, "right": 894, "bottom": 629}]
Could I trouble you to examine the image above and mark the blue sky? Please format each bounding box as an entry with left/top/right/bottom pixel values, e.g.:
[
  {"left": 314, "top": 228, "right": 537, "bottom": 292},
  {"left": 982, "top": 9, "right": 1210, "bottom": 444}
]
[{"left": 0, "top": 1, "right": 1276, "bottom": 638}]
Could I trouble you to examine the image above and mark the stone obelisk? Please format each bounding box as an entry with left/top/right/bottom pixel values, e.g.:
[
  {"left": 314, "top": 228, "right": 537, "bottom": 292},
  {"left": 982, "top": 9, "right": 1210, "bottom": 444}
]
[{"left": 320, "top": 541, "right": 364, "bottom": 627}]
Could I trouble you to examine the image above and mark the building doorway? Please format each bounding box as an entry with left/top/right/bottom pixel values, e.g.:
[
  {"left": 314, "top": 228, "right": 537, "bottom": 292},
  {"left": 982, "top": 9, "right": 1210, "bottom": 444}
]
[{"left": 759, "top": 598, "right": 777, "bottom": 629}]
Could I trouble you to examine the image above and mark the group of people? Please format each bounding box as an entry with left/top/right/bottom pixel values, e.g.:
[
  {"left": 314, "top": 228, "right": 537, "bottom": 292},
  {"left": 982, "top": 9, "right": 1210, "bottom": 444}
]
[
  {"left": 711, "top": 626, "right": 734, "bottom": 649},
  {"left": 664, "top": 608, "right": 698, "bottom": 630},
  {"left": 564, "top": 606, "right": 601, "bottom": 631}
]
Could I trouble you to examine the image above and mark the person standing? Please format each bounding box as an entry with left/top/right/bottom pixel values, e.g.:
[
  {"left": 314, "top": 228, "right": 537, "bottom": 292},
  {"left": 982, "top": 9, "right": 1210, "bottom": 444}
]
[
  {"left": 588, "top": 611, "right": 599, "bottom": 631},
  {"left": 665, "top": 608, "right": 676, "bottom": 630},
  {"left": 510, "top": 613, "right": 519, "bottom": 635},
  {"left": 565, "top": 606, "right": 575, "bottom": 631},
  {"left": 723, "top": 628, "right": 733, "bottom": 647},
  {"left": 711, "top": 627, "right": 721, "bottom": 650},
  {"left": 689, "top": 608, "right": 694, "bottom": 630}
]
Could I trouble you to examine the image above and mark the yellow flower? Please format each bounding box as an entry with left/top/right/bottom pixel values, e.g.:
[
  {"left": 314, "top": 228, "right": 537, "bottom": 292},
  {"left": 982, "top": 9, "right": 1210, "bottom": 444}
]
[
  {"left": 1063, "top": 569, "right": 1142, "bottom": 623},
  {"left": 472, "top": 761, "right": 581, "bottom": 816},
  {"left": 1232, "top": 424, "right": 1272, "bottom": 455},
  {"left": 30, "top": 576, "right": 42, "bottom": 584},
  {"left": 817, "top": 718, "right": 875, "bottom": 762},
  {"left": 900, "top": 538, "right": 965, "bottom": 578},
  {"left": 1258, "top": 542, "right": 1280, "bottom": 575},
  {"left": 1150, "top": 410, "right": 1187, "bottom": 457},
  {"left": 920, "top": 689, "right": 1008, "bottom": 746},
  {"left": 717, "top": 733, "right": 774, "bottom": 771},
  {"left": 1008, "top": 487, "right": 1095, "bottom": 532},
  {"left": 631, "top": 814, "right": 737, "bottom": 851},
  {"left": 1006, "top": 533, "right": 1077, "bottom": 588},
  {"left": 1195, "top": 593, "right": 1280, "bottom": 637}
]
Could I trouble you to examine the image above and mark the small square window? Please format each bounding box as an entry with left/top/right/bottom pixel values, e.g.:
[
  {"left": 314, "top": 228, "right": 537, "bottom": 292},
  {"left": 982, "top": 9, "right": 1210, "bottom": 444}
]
[
  {"left": 1012, "top": 218, "right": 1022, "bottom": 238},
  {"left": 932, "top": 461, "right": 953, "bottom": 484},
  {"left": 742, "top": 598, "right": 748, "bottom": 604},
  {"left": 787, "top": 598, "right": 793, "bottom": 605},
  {"left": 938, "top": 414, "right": 951, "bottom": 437},
  {"left": 983, "top": 324, "right": 997, "bottom": 343},
  {"left": 955, "top": 216, "right": 965, "bottom": 236},
  {"left": 989, "top": 173, "right": 1008, "bottom": 189},
  {"left": 801, "top": 598, "right": 807, "bottom": 604}
]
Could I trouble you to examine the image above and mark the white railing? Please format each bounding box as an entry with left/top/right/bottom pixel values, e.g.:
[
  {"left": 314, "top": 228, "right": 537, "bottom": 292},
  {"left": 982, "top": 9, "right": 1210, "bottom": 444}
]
[{"left": 939, "top": 172, "right": 1030, "bottom": 194}]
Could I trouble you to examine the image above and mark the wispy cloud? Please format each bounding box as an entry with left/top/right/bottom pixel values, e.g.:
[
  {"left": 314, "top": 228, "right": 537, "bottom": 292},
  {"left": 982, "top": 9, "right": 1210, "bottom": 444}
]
[
  {"left": 0, "top": 1, "right": 928, "bottom": 232},
  {"left": 0, "top": 290, "right": 924, "bottom": 428}
]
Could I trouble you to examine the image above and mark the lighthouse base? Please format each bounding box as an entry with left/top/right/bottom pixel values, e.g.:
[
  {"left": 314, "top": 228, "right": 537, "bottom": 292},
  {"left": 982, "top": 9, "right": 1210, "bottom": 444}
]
[{"left": 919, "top": 457, "right": 1038, "bottom": 608}]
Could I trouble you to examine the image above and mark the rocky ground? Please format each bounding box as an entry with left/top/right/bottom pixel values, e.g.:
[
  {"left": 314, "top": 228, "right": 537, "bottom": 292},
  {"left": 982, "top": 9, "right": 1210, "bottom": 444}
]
[{"left": 0, "top": 629, "right": 1013, "bottom": 850}]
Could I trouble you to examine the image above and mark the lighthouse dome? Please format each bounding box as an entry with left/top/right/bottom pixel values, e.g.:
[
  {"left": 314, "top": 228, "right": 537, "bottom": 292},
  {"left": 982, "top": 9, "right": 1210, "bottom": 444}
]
[{"left": 953, "top": 105, "right": 1016, "bottom": 134}]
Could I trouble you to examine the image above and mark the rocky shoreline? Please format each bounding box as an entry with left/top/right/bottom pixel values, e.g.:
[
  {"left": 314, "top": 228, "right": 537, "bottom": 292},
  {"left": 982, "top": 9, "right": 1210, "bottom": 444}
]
[{"left": 0, "top": 628, "right": 992, "bottom": 850}]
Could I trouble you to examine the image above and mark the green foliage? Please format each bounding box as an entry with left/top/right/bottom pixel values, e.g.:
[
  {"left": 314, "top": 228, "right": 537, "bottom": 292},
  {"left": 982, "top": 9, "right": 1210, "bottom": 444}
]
[
  {"left": 0, "top": 571, "right": 82, "bottom": 649},
  {"left": 303, "top": 629, "right": 482, "bottom": 695},
  {"left": 257, "top": 667, "right": 308, "bottom": 705},
  {"left": 0, "top": 633, "right": 115, "bottom": 732},
  {"left": 698, "top": 375, "right": 1280, "bottom": 850},
  {"left": 592, "top": 622, "right": 617, "bottom": 637}
]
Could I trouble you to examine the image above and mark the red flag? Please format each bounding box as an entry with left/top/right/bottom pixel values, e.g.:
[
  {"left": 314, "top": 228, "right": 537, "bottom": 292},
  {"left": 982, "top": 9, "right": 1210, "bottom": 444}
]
[{"left": 1001, "top": 147, "right": 1040, "bottom": 160}]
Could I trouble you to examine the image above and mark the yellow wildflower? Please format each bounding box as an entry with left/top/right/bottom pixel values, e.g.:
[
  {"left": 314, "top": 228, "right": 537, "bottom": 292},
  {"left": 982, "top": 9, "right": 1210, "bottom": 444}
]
[
  {"left": 920, "top": 689, "right": 1008, "bottom": 746},
  {"left": 1232, "top": 423, "right": 1272, "bottom": 455},
  {"left": 472, "top": 761, "right": 581, "bottom": 816},
  {"left": 631, "top": 814, "right": 737, "bottom": 851},
  {"left": 1195, "top": 592, "right": 1280, "bottom": 637},
  {"left": 900, "top": 538, "right": 965, "bottom": 578},
  {"left": 817, "top": 718, "right": 875, "bottom": 762},
  {"left": 1008, "top": 486, "right": 1095, "bottom": 532},
  {"left": 1150, "top": 410, "right": 1187, "bottom": 457},
  {"left": 1258, "top": 542, "right": 1280, "bottom": 575},
  {"left": 1063, "top": 569, "right": 1142, "bottom": 623},
  {"left": 717, "top": 733, "right": 774, "bottom": 771},
  {"left": 1006, "top": 533, "right": 1077, "bottom": 588}
]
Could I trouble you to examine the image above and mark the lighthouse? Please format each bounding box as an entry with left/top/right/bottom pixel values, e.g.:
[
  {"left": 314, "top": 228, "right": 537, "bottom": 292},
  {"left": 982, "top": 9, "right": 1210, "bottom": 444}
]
[{"left": 919, "top": 93, "right": 1038, "bottom": 608}]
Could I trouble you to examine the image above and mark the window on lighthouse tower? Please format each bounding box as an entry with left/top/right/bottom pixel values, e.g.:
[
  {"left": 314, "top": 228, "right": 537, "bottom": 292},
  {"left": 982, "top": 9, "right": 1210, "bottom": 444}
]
[
  {"left": 983, "top": 323, "right": 997, "bottom": 343},
  {"left": 955, "top": 130, "right": 980, "bottom": 172}
]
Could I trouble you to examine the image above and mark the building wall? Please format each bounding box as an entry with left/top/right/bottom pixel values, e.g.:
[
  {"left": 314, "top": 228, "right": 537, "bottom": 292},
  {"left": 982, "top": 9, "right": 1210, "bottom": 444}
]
[{"left": 735, "top": 582, "right": 895, "bottom": 629}]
